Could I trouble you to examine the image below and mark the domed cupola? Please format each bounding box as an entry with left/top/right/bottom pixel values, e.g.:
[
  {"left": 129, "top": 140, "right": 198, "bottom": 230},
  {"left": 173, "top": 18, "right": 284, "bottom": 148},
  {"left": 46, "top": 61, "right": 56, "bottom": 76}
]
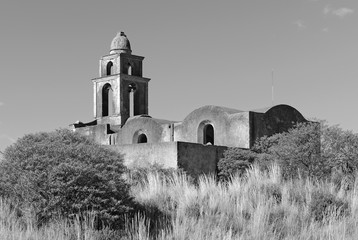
[{"left": 110, "top": 32, "right": 132, "bottom": 54}]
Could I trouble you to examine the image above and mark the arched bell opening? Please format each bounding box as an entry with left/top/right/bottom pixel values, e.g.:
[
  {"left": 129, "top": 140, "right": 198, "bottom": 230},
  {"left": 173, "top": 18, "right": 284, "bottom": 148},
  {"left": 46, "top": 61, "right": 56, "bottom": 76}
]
[
  {"left": 106, "top": 61, "right": 113, "bottom": 76},
  {"left": 197, "top": 121, "right": 215, "bottom": 145},
  {"left": 102, "top": 83, "right": 113, "bottom": 117}
]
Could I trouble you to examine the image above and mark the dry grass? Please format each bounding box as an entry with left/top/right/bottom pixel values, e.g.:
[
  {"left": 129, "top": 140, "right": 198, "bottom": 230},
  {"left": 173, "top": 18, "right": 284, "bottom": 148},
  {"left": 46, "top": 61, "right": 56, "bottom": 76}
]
[
  {"left": 2, "top": 164, "right": 358, "bottom": 239},
  {"left": 129, "top": 165, "right": 358, "bottom": 239},
  {"left": 0, "top": 199, "right": 125, "bottom": 240}
]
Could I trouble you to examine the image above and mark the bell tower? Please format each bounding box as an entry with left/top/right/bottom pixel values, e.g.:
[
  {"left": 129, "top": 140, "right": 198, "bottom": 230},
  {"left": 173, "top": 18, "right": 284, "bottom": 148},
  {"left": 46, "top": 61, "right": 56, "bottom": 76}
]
[{"left": 92, "top": 32, "right": 150, "bottom": 126}]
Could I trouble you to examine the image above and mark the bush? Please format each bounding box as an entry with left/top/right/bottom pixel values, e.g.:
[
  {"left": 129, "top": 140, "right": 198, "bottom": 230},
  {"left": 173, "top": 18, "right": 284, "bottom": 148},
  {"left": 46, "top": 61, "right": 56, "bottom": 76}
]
[
  {"left": 217, "top": 148, "right": 257, "bottom": 181},
  {"left": 253, "top": 122, "right": 325, "bottom": 179},
  {"left": 0, "top": 129, "right": 132, "bottom": 227},
  {"left": 309, "top": 190, "right": 349, "bottom": 221},
  {"left": 320, "top": 122, "right": 358, "bottom": 174},
  {"left": 219, "top": 122, "right": 326, "bottom": 181}
]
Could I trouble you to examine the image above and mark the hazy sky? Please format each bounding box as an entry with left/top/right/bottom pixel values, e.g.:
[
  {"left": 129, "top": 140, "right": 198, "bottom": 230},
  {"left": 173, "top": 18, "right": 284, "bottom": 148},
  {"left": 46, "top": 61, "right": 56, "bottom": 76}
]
[{"left": 0, "top": 0, "right": 357, "bottom": 151}]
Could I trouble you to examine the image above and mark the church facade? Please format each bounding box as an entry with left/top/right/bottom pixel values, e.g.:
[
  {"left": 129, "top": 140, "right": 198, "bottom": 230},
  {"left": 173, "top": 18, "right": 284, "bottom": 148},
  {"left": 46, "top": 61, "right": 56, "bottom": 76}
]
[{"left": 71, "top": 32, "right": 308, "bottom": 177}]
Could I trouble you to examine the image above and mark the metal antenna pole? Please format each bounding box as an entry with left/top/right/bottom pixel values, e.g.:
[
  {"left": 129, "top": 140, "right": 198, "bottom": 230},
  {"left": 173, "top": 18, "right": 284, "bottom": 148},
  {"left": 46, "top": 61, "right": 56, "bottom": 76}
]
[{"left": 271, "top": 69, "right": 274, "bottom": 106}]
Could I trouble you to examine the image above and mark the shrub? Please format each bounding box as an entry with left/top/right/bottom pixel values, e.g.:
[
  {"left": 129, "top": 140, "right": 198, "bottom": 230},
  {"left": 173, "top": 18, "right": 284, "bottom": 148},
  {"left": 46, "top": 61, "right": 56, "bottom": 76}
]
[
  {"left": 320, "top": 122, "right": 358, "bottom": 174},
  {"left": 217, "top": 148, "right": 257, "bottom": 181},
  {"left": 309, "top": 190, "right": 349, "bottom": 221},
  {"left": 253, "top": 122, "right": 326, "bottom": 180},
  {"left": 0, "top": 129, "right": 132, "bottom": 227}
]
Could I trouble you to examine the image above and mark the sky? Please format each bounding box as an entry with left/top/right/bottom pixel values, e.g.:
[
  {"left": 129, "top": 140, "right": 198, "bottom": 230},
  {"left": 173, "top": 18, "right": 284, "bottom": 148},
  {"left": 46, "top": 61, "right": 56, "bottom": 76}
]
[{"left": 0, "top": 0, "right": 357, "bottom": 151}]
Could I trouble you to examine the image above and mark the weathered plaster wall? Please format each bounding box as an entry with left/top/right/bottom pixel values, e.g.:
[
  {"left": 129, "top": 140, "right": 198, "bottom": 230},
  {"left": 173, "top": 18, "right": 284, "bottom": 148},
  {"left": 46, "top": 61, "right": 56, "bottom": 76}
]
[
  {"left": 109, "top": 141, "right": 227, "bottom": 178},
  {"left": 174, "top": 105, "right": 250, "bottom": 148},
  {"left": 177, "top": 142, "right": 227, "bottom": 178},
  {"left": 109, "top": 142, "right": 178, "bottom": 168},
  {"left": 99, "top": 53, "right": 144, "bottom": 77},
  {"left": 100, "top": 54, "right": 120, "bottom": 77},
  {"left": 120, "top": 75, "right": 149, "bottom": 124},
  {"left": 225, "top": 112, "right": 250, "bottom": 148},
  {"left": 115, "top": 116, "right": 171, "bottom": 144},
  {"left": 74, "top": 124, "right": 109, "bottom": 145},
  {"left": 119, "top": 54, "right": 144, "bottom": 77},
  {"left": 92, "top": 75, "right": 121, "bottom": 123},
  {"left": 250, "top": 104, "right": 308, "bottom": 146}
]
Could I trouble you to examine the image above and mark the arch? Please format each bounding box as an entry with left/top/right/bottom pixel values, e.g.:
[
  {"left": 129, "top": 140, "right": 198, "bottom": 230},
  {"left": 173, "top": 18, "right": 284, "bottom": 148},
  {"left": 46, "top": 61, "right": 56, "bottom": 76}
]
[
  {"left": 102, "top": 83, "right": 113, "bottom": 117},
  {"left": 197, "top": 121, "right": 214, "bottom": 145},
  {"left": 127, "top": 63, "right": 132, "bottom": 75},
  {"left": 137, "top": 133, "right": 147, "bottom": 143},
  {"left": 132, "top": 130, "right": 148, "bottom": 144},
  {"left": 204, "top": 124, "right": 214, "bottom": 145},
  {"left": 106, "top": 61, "right": 113, "bottom": 76}
]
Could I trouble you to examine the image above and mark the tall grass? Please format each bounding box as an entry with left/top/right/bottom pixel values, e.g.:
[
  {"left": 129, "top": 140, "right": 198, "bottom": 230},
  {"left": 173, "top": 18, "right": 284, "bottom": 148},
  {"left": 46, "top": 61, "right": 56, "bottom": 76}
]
[
  {"left": 0, "top": 198, "right": 125, "bottom": 240},
  {"left": 129, "top": 164, "right": 358, "bottom": 239},
  {"left": 2, "top": 164, "right": 358, "bottom": 239}
]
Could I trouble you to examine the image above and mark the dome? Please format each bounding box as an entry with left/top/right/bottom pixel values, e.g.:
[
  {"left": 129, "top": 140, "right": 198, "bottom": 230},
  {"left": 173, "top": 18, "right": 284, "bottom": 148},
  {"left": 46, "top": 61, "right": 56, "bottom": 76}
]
[{"left": 110, "top": 32, "right": 132, "bottom": 54}]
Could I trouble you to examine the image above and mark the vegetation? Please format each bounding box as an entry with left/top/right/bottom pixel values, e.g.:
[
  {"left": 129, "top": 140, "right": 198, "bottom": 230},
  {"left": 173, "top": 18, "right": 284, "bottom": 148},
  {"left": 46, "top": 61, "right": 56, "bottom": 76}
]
[
  {"left": 2, "top": 122, "right": 358, "bottom": 239},
  {"left": 253, "top": 122, "right": 324, "bottom": 179},
  {"left": 0, "top": 129, "right": 132, "bottom": 228},
  {"left": 217, "top": 148, "right": 256, "bottom": 181},
  {"left": 218, "top": 121, "right": 358, "bottom": 181},
  {"left": 128, "top": 166, "right": 357, "bottom": 239},
  {"left": 2, "top": 165, "right": 358, "bottom": 239}
]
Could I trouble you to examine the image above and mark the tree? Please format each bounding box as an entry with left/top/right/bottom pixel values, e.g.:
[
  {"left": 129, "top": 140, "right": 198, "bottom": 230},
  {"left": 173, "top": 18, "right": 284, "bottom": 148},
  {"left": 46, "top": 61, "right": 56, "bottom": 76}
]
[
  {"left": 0, "top": 129, "right": 132, "bottom": 226},
  {"left": 253, "top": 122, "right": 325, "bottom": 179},
  {"left": 319, "top": 122, "right": 358, "bottom": 189},
  {"left": 320, "top": 122, "right": 358, "bottom": 171}
]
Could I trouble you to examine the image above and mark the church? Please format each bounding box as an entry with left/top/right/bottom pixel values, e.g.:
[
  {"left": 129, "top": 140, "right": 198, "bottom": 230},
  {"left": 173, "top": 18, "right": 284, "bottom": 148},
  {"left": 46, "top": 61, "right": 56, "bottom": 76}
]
[{"left": 71, "top": 32, "right": 308, "bottom": 177}]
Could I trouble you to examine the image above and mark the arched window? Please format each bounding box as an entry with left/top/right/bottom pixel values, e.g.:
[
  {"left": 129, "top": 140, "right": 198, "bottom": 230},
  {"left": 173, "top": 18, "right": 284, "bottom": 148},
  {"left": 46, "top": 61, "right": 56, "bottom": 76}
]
[
  {"left": 102, "top": 83, "right": 112, "bottom": 117},
  {"left": 137, "top": 133, "right": 147, "bottom": 143},
  {"left": 133, "top": 130, "right": 148, "bottom": 144},
  {"left": 127, "top": 63, "right": 132, "bottom": 75},
  {"left": 106, "top": 61, "right": 113, "bottom": 76},
  {"left": 128, "top": 83, "right": 136, "bottom": 117},
  {"left": 197, "top": 121, "right": 215, "bottom": 145},
  {"left": 203, "top": 124, "right": 214, "bottom": 145}
]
